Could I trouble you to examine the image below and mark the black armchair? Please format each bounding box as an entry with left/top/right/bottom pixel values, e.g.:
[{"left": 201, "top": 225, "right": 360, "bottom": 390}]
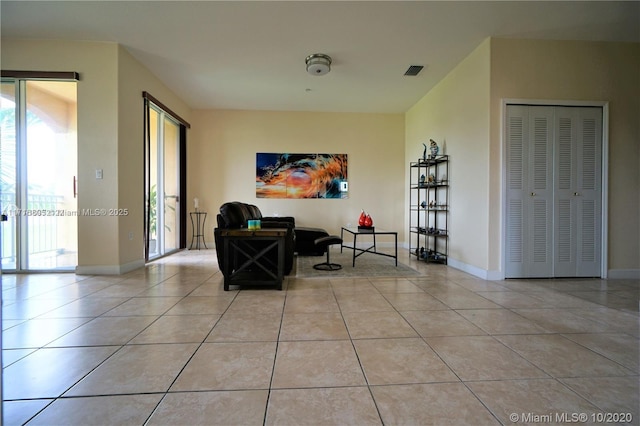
[{"left": 214, "top": 202, "right": 296, "bottom": 277}]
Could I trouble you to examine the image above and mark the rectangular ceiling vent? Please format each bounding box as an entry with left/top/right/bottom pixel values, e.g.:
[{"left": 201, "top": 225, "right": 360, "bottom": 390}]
[{"left": 404, "top": 65, "right": 424, "bottom": 76}]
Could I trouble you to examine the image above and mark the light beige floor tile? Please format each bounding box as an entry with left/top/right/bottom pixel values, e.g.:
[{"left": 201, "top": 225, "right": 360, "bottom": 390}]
[
  {"left": 130, "top": 314, "right": 219, "bottom": 344},
  {"left": 382, "top": 292, "right": 449, "bottom": 310},
  {"left": 189, "top": 281, "right": 237, "bottom": 296},
  {"left": 138, "top": 281, "right": 203, "bottom": 296},
  {"left": 474, "top": 291, "right": 554, "bottom": 308},
  {"left": 164, "top": 295, "right": 235, "bottom": 315},
  {"left": 284, "top": 293, "right": 340, "bottom": 313},
  {"left": 1, "top": 299, "right": 73, "bottom": 319},
  {"left": 36, "top": 297, "right": 129, "bottom": 318},
  {"left": 285, "top": 278, "right": 333, "bottom": 294},
  {"left": 271, "top": 340, "right": 366, "bottom": 388},
  {"left": 513, "top": 308, "right": 617, "bottom": 333},
  {"left": 66, "top": 343, "right": 198, "bottom": 396},
  {"left": 401, "top": 310, "right": 486, "bottom": 337},
  {"left": 457, "top": 309, "right": 550, "bottom": 334},
  {"left": 426, "top": 336, "right": 548, "bottom": 381},
  {"left": 171, "top": 342, "right": 276, "bottom": 391},
  {"left": 266, "top": 387, "right": 381, "bottom": 426},
  {"left": 4, "top": 251, "right": 639, "bottom": 425},
  {"left": 148, "top": 390, "right": 268, "bottom": 426},
  {"left": 371, "top": 278, "right": 424, "bottom": 293},
  {"left": 524, "top": 291, "right": 602, "bottom": 308},
  {"left": 426, "top": 288, "right": 502, "bottom": 309},
  {"left": 371, "top": 383, "right": 499, "bottom": 425},
  {"left": 450, "top": 278, "right": 509, "bottom": 292},
  {"left": 101, "top": 296, "right": 182, "bottom": 316},
  {"left": 342, "top": 311, "right": 418, "bottom": 339},
  {"left": 28, "top": 394, "right": 162, "bottom": 426},
  {"left": 225, "top": 293, "right": 286, "bottom": 314},
  {"left": 206, "top": 313, "right": 282, "bottom": 342},
  {"left": 2, "top": 348, "right": 36, "bottom": 367},
  {"left": 497, "top": 334, "right": 635, "bottom": 378},
  {"left": 2, "top": 318, "right": 91, "bottom": 349},
  {"left": 468, "top": 379, "right": 601, "bottom": 425},
  {"left": 280, "top": 312, "right": 349, "bottom": 340},
  {"left": 330, "top": 278, "right": 379, "bottom": 295},
  {"left": 335, "top": 293, "right": 394, "bottom": 312},
  {"left": 2, "top": 399, "right": 53, "bottom": 426},
  {"left": 89, "top": 284, "right": 151, "bottom": 298},
  {"left": 560, "top": 376, "right": 640, "bottom": 416},
  {"left": 4, "top": 346, "right": 120, "bottom": 399},
  {"left": 569, "top": 308, "right": 640, "bottom": 336},
  {"left": 354, "top": 338, "right": 458, "bottom": 384},
  {"left": 561, "top": 333, "right": 640, "bottom": 373},
  {"left": 47, "top": 316, "right": 157, "bottom": 347}
]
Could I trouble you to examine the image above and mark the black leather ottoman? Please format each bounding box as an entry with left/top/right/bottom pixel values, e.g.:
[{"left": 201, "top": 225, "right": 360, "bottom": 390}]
[{"left": 294, "top": 227, "right": 330, "bottom": 255}]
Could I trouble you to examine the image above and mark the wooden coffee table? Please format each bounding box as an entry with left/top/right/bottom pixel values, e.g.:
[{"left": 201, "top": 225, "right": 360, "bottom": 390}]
[{"left": 220, "top": 228, "right": 287, "bottom": 290}]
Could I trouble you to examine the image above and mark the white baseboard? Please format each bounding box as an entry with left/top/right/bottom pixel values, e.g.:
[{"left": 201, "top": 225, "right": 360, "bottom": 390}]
[
  {"left": 447, "top": 257, "right": 503, "bottom": 281},
  {"left": 607, "top": 269, "right": 640, "bottom": 279},
  {"left": 76, "top": 259, "right": 145, "bottom": 275}
]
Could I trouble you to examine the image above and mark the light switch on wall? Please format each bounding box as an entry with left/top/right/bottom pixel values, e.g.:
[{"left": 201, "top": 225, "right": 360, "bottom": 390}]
[{"left": 96, "top": 169, "right": 103, "bottom": 179}]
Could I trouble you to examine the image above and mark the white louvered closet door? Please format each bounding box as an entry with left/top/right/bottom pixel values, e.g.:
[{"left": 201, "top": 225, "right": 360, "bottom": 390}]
[
  {"left": 506, "top": 105, "right": 602, "bottom": 278},
  {"left": 506, "top": 105, "right": 554, "bottom": 278},
  {"left": 554, "top": 107, "right": 602, "bottom": 277}
]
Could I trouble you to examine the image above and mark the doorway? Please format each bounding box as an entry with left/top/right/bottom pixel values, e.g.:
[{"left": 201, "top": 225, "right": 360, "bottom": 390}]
[
  {"left": 504, "top": 104, "right": 604, "bottom": 278},
  {"left": 1, "top": 78, "right": 78, "bottom": 271},
  {"left": 147, "top": 104, "right": 180, "bottom": 260}
]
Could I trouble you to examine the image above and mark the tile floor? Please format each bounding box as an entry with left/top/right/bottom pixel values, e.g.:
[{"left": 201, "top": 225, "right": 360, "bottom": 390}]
[{"left": 2, "top": 249, "right": 639, "bottom": 425}]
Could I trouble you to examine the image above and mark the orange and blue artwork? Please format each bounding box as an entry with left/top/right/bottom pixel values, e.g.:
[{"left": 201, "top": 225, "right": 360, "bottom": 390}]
[{"left": 256, "top": 153, "right": 348, "bottom": 199}]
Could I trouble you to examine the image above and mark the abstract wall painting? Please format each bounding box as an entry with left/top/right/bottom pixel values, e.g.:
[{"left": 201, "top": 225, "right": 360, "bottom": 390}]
[{"left": 256, "top": 153, "right": 348, "bottom": 199}]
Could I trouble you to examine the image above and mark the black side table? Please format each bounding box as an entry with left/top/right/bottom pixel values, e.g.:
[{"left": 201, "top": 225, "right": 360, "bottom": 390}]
[{"left": 189, "top": 211, "right": 208, "bottom": 249}]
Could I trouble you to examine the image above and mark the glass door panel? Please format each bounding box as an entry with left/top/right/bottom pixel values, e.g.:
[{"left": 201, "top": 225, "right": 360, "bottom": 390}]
[
  {"left": 0, "top": 80, "right": 77, "bottom": 271},
  {"left": 25, "top": 81, "right": 77, "bottom": 269},
  {"left": 1, "top": 82, "right": 17, "bottom": 269},
  {"left": 148, "top": 108, "right": 159, "bottom": 258},
  {"left": 147, "top": 105, "right": 180, "bottom": 260},
  {"left": 163, "top": 117, "right": 179, "bottom": 252}
]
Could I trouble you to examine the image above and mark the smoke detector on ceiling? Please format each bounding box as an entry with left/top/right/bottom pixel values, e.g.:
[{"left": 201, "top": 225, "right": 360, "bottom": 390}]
[{"left": 305, "top": 53, "right": 332, "bottom": 76}]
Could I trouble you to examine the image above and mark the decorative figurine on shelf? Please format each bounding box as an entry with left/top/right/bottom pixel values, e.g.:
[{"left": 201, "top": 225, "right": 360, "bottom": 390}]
[
  {"left": 428, "top": 173, "right": 435, "bottom": 183},
  {"left": 422, "top": 143, "right": 428, "bottom": 162},
  {"left": 429, "top": 139, "right": 439, "bottom": 158},
  {"left": 420, "top": 174, "right": 426, "bottom": 184},
  {"left": 421, "top": 200, "right": 427, "bottom": 209}
]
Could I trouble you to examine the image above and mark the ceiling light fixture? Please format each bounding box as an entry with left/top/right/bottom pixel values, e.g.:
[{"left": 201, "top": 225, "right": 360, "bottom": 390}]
[{"left": 305, "top": 53, "right": 332, "bottom": 76}]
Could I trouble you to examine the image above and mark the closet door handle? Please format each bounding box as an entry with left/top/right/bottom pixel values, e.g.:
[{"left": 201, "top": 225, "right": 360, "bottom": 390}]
[
  {"left": 73, "top": 176, "right": 77, "bottom": 198},
  {"left": 530, "top": 192, "right": 536, "bottom": 196}
]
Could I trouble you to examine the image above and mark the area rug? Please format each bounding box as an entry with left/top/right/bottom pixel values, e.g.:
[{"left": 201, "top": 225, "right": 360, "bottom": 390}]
[{"left": 295, "top": 249, "right": 421, "bottom": 278}]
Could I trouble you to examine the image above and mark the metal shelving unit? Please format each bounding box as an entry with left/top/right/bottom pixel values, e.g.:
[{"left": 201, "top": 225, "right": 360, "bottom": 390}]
[{"left": 409, "top": 155, "right": 449, "bottom": 264}]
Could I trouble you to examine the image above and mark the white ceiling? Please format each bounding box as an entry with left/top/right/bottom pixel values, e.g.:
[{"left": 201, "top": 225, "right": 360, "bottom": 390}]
[{"left": 2, "top": 1, "right": 638, "bottom": 113}]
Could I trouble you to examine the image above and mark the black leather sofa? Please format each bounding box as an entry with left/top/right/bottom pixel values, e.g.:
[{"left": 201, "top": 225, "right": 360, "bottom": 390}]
[{"left": 214, "top": 202, "right": 296, "bottom": 276}]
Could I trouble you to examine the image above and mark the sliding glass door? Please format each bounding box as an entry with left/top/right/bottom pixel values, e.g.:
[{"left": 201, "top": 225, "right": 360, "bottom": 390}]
[
  {"left": 147, "top": 104, "right": 180, "bottom": 259},
  {"left": 1, "top": 79, "right": 78, "bottom": 271}
]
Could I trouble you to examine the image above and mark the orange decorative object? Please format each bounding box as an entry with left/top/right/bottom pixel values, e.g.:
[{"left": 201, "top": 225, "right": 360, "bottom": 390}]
[{"left": 363, "top": 214, "right": 373, "bottom": 227}]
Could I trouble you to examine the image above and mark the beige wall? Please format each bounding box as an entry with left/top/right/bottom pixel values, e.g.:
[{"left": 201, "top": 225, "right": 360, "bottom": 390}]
[
  {"left": 189, "top": 110, "right": 404, "bottom": 243},
  {"left": 406, "top": 37, "right": 639, "bottom": 278},
  {"left": 117, "top": 46, "right": 191, "bottom": 267},
  {"left": 405, "top": 39, "right": 491, "bottom": 274},
  {"left": 2, "top": 39, "right": 191, "bottom": 273},
  {"left": 2, "top": 39, "right": 121, "bottom": 271},
  {"left": 490, "top": 39, "right": 640, "bottom": 276}
]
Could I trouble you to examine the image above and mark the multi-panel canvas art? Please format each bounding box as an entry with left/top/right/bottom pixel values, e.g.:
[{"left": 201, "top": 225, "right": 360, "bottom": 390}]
[{"left": 256, "top": 153, "right": 348, "bottom": 199}]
